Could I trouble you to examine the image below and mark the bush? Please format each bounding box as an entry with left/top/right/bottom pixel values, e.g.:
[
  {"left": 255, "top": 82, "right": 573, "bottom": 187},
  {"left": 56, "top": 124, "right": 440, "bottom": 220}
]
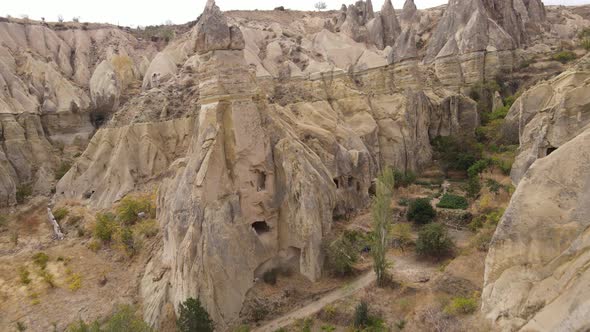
[
  {"left": 324, "top": 230, "right": 363, "bottom": 276},
  {"left": 53, "top": 207, "right": 69, "bottom": 222},
  {"left": 552, "top": 51, "right": 576, "bottom": 64},
  {"left": 19, "top": 267, "right": 31, "bottom": 285},
  {"left": 444, "top": 297, "right": 478, "bottom": 315},
  {"left": 103, "top": 305, "right": 153, "bottom": 332},
  {"left": 38, "top": 270, "right": 56, "bottom": 287},
  {"left": 117, "top": 195, "right": 155, "bottom": 226},
  {"left": 67, "top": 272, "right": 82, "bottom": 291},
  {"left": 118, "top": 227, "right": 137, "bottom": 256},
  {"left": 94, "top": 213, "right": 117, "bottom": 242},
  {"left": 136, "top": 219, "right": 159, "bottom": 238},
  {"left": 467, "top": 159, "right": 491, "bottom": 178},
  {"left": 415, "top": 223, "right": 454, "bottom": 259},
  {"left": 394, "top": 170, "right": 417, "bottom": 188},
  {"left": 431, "top": 136, "right": 481, "bottom": 173},
  {"left": 407, "top": 198, "right": 436, "bottom": 225},
  {"left": 55, "top": 162, "right": 72, "bottom": 180},
  {"left": 437, "top": 194, "right": 468, "bottom": 210},
  {"left": 66, "top": 319, "right": 101, "bottom": 332},
  {"left": 354, "top": 301, "right": 370, "bottom": 328},
  {"left": 177, "top": 298, "right": 214, "bottom": 332},
  {"left": 581, "top": 39, "right": 590, "bottom": 51},
  {"left": 391, "top": 223, "right": 413, "bottom": 251},
  {"left": 16, "top": 184, "right": 33, "bottom": 204},
  {"left": 32, "top": 252, "right": 50, "bottom": 269},
  {"left": 466, "top": 176, "right": 481, "bottom": 198}
]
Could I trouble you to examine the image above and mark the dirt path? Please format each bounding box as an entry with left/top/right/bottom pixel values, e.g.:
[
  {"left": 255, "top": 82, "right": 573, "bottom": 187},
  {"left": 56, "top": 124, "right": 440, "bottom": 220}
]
[{"left": 252, "top": 271, "right": 376, "bottom": 332}]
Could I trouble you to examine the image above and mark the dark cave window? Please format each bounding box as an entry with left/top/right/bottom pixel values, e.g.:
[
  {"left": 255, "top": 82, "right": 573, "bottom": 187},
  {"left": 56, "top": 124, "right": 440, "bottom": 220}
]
[
  {"left": 347, "top": 176, "right": 354, "bottom": 188},
  {"left": 546, "top": 147, "right": 558, "bottom": 156},
  {"left": 252, "top": 221, "right": 270, "bottom": 235},
  {"left": 334, "top": 178, "right": 340, "bottom": 189},
  {"left": 356, "top": 181, "right": 361, "bottom": 192}
]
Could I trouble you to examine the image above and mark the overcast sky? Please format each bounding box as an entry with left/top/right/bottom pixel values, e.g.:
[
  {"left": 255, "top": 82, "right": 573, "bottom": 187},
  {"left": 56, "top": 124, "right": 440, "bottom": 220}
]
[{"left": 2, "top": 0, "right": 589, "bottom": 27}]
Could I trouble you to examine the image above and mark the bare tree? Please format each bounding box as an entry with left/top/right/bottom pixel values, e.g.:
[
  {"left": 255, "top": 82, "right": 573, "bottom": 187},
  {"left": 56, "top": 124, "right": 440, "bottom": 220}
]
[
  {"left": 165, "top": 20, "right": 173, "bottom": 26},
  {"left": 73, "top": 16, "right": 80, "bottom": 23},
  {"left": 314, "top": 1, "right": 327, "bottom": 11},
  {"left": 58, "top": 14, "right": 64, "bottom": 23}
]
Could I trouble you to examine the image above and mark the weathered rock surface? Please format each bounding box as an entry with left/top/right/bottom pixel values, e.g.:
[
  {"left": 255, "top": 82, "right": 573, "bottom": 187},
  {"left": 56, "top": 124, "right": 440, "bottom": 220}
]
[
  {"left": 482, "top": 127, "right": 590, "bottom": 331},
  {"left": 504, "top": 55, "right": 590, "bottom": 184}
]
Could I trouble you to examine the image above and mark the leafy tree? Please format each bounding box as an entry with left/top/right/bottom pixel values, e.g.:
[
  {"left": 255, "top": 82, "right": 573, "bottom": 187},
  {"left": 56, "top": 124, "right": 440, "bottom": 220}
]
[
  {"left": 177, "top": 298, "right": 214, "bottom": 332},
  {"left": 407, "top": 198, "right": 436, "bottom": 225},
  {"left": 314, "top": 1, "right": 327, "bottom": 10},
  {"left": 94, "top": 213, "right": 117, "bottom": 242},
  {"left": 103, "top": 305, "right": 153, "bottom": 332},
  {"left": 415, "top": 223, "right": 453, "bottom": 259},
  {"left": 371, "top": 171, "right": 394, "bottom": 286},
  {"left": 324, "top": 230, "right": 363, "bottom": 276},
  {"left": 436, "top": 194, "right": 469, "bottom": 210}
]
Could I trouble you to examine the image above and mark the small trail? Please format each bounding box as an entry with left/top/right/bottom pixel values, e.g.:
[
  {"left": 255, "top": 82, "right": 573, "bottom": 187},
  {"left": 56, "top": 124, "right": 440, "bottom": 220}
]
[{"left": 252, "top": 271, "right": 376, "bottom": 332}]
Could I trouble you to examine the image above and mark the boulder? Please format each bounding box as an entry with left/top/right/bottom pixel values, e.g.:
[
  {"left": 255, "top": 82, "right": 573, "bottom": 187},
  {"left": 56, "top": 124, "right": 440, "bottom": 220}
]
[{"left": 89, "top": 60, "right": 120, "bottom": 113}]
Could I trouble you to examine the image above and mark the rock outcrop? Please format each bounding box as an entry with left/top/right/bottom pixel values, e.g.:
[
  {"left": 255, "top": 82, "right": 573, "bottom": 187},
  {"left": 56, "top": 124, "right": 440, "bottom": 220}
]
[
  {"left": 503, "top": 55, "right": 590, "bottom": 184},
  {"left": 482, "top": 127, "right": 590, "bottom": 331},
  {"left": 425, "top": 0, "right": 546, "bottom": 86}
]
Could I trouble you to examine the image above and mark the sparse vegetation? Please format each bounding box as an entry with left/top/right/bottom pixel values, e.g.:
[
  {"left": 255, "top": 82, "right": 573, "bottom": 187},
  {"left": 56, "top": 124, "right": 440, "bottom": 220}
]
[
  {"left": 354, "top": 301, "right": 370, "bottom": 328},
  {"left": 38, "top": 270, "right": 56, "bottom": 287},
  {"left": 94, "top": 213, "right": 117, "bottom": 242},
  {"left": 394, "top": 170, "right": 417, "bottom": 188},
  {"left": 136, "top": 219, "right": 159, "bottom": 238},
  {"left": 16, "top": 184, "right": 33, "bottom": 204},
  {"left": 117, "top": 194, "right": 155, "bottom": 226},
  {"left": 19, "top": 267, "right": 32, "bottom": 285},
  {"left": 0, "top": 215, "right": 7, "bottom": 229},
  {"left": 314, "top": 1, "right": 327, "bottom": 11},
  {"left": 444, "top": 296, "right": 478, "bottom": 315},
  {"left": 552, "top": 50, "right": 576, "bottom": 64},
  {"left": 177, "top": 298, "right": 214, "bottom": 332},
  {"left": 67, "top": 271, "right": 82, "bottom": 291},
  {"left": 53, "top": 207, "right": 69, "bottom": 222},
  {"left": 437, "top": 194, "right": 468, "bottom": 210},
  {"left": 407, "top": 198, "right": 436, "bottom": 225},
  {"left": 16, "top": 321, "right": 27, "bottom": 331},
  {"left": 415, "top": 223, "right": 454, "bottom": 259},
  {"left": 324, "top": 230, "right": 363, "bottom": 276},
  {"left": 432, "top": 136, "right": 481, "bottom": 175},
  {"left": 32, "top": 252, "right": 49, "bottom": 269},
  {"left": 391, "top": 223, "right": 413, "bottom": 251}
]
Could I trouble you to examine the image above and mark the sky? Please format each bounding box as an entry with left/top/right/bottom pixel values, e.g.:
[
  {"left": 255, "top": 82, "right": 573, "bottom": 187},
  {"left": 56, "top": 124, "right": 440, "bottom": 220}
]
[{"left": 2, "top": 0, "right": 589, "bottom": 27}]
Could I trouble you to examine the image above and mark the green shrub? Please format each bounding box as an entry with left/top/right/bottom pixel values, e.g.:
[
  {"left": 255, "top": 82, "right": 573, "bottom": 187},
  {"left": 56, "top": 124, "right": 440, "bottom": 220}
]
[
  {"left": 552, "top": 51, "right": 576, "bottom": 64},
  {"left": 486, "top": 179, "right": 502, "bottom": 194},
  {"left": 103, "top": 305, "right": 153, "bottom": 332},
  {"left": 16, "top": 321, "right": 27, "bottom": 332},
  {"left": 38, "top": 270, "right": 56, "bottom": 287},
  {"left": 394, "top": 170, "right": 417, "bottom": 188},
  {"left": 136, "top": 219, "right": 159, "bottom": 238},
  {"left": 55, "top": 162, "right": 72, "bottom": 180},
  {"left": 432, "top": 136, "right": 481, "bottom": 173},
  {"left": 53, "top": 207, "right": 69, "bottom": 222},
  {"left": 16, "top": 184, "right": 32, "bottom": 204},
  {"left": 66, "top": 319, "right": 101, "bottom": 332},
  {"left": 19, "top": 267, "right": 31, "bottom": 285},
  {"left": 94, "top": 213, "right": 117, "bottom": 243},
  {"left": 324, "top": 230, "right": 363, "bottom": 276},
  {"left": 117, "top": 195, "right": 155, "bottom": 226},
  {"left": 415, "top": 223, "right": 454, "bottom": 259},
  {"left": 354, "top": 301, "right": 370, "bottom": 328},
  {"left": 398, "top": 198, "right": 410, "bottom": 206},
  {"left": 581, "top": 39, "right": 590, "bottom": 51},
  {"left": 444, "top": 297, "right": 478, "bottom": 315},
  {"left": 466, "top": 176, "right": 482, "bottom": 198},
  {"left": 467, "top": 159, "right": 491, "bottom": 178},
  {"left": 437, "top": 194, "right": 469, "bottom": 210},
  {"left": 177, "top": 298, "right": 214, "bottom": 332},
  {"left": 32, "top": 252, "right": 49, "bottom": 269},
  {"left": 407, "top": 198, "right": 436, "bottom": 225},
  {"left": 118, "top": 227, "right": 136, "bottom": 256}
]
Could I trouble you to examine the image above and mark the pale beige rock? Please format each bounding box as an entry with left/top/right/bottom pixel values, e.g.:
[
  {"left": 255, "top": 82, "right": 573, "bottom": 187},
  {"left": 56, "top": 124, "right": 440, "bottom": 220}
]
[
  {"left": 482, "top": 127, "right": 590, "bottom": 332},
  {"left": 90, "top": 60, "right": 121, "bottom": 113}
]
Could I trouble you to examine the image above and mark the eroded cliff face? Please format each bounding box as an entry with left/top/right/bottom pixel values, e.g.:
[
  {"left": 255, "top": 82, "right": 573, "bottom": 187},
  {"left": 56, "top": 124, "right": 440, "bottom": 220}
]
[
  {"left": 482, "top": 127, "right": 590, "bottom": 331},
  {"left": 0, "top": 20, "right": 156, "bottom": 205},
  {"left": 3, "top": 0, "right": 585, "bottom": 329},
  {"left": 502, "top": 55, "right": 590, "bottom": 184}
]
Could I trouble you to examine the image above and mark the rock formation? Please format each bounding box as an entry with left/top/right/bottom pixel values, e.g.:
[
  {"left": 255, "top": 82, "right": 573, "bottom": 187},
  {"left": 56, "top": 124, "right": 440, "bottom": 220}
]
[
  {"left": 482, "top": 127, "right": 590, "bottom": 331},
  {"left": 503, "top": 55, "right": 590, "bottom": 184},
  {"left": 425, "top": 0, "right": 546, "bottom": 86}
]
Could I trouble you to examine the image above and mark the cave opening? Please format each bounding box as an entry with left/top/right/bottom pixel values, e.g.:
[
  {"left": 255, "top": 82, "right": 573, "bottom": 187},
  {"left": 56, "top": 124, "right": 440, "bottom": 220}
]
[
  {"left": 347, "top": 176, "right": 354, "bottom": 187},
  {"left": 334, "top": 178, "right": 340, "bottom": 189},
  {"left": 546, "top": 147, "right": 558, "bottom": 156},
  {"left": 252, "top": 221, "right": 270, "bottom": 235}
]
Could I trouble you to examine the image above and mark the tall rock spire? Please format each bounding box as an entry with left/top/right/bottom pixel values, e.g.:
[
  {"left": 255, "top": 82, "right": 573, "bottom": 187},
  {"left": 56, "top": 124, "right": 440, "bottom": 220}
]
[
  {"left": 381, "top": 0, "right": 402, "bottom": 47},
  {"left": 194, "top": 0, "right": 245, "bottom": 54},
  {"left": 400, "top": 0, "right": 418, "bottom": 25}
]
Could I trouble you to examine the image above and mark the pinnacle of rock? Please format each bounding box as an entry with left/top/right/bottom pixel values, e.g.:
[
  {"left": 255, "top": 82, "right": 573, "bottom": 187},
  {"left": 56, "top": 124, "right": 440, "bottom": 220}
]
[
  {"left": 194, "top": 0, "right": 244, "bottom": 54},
  {"left": 401, "top": 0, "right": 418, "bottom": 24},
  {"left": 381, "top": 0, "right": 401, "bottom": 47}
]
